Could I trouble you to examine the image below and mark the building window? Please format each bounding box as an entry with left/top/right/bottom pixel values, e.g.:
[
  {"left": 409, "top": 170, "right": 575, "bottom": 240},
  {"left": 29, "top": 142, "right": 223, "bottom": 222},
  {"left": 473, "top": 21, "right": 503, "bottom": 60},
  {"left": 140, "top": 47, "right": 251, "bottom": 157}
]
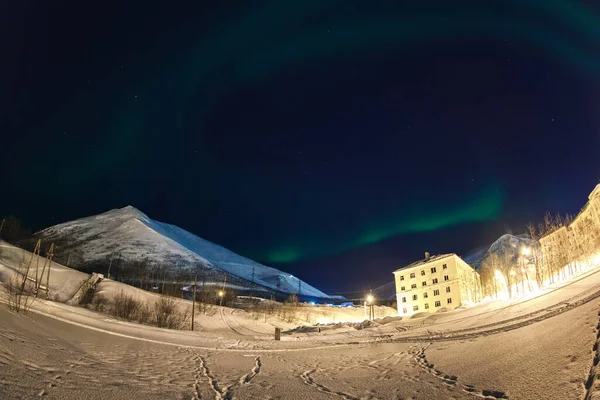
[
  {"left": 435, "top": 301, "right": 441, "bottom": 307},
  {"left": 410, "top": 273, "right": 415, "bottom": 279},
  {"left": 401, "top": 286, "right": 405, "bottom": 291},
  {"left": 400, "top": 275, "right": 404, "bottom": 281},
  {"left": 424, "top": 303, "right": 429, "bottom": 309},
  {"left": 422, "top": 281, "right": 426, "bottom": 286},
  {"left": 444, "top": 275, "right": 449, "bottom": 281},
  {"left": 412, "top": 294, "right": 418, "bottom": 301},
  {"left": 434, "top": 289, "right": 440, "bottom": 296},
  {"left": 421, "top": 270, "right": 425, "bottom": 276},
  {"left": 402, "top": 297, "right": 406, "bottom": 303},
  {"left": 413, "top": 305, "right": 419, "bottom": 311},
  {"left": 446, "top": 286, "right": 451, "bottom": 293},
  {"left": 411, "top": 284, "right": 417, "bottom": 289},
  {"left": 402, "top": 308, "right": 407, "bottom": 314},
  {"left": 432, "top": 278, "right": 438, "bottom": 284},
  {"left": 431, "top": 267, "right": 437, "bottom": 273},
  {"left": 423, "top": 292, "right": 428, "bottom": 298},
  {"left": 443, "top": 264, "right": 447, "bottom": 269},
  {"left": 447, "top": 298, "right": 452, "bottom": 304}
]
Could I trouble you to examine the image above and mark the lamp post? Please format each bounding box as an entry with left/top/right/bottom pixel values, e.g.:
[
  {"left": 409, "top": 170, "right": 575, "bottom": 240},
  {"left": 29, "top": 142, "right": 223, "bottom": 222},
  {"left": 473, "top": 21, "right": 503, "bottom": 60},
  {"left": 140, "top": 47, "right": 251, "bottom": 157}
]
[
  {"left": 218, "top": 290, "right": 224, "bottom": 306},
  {"left": 366, "top": 293, "right": 374, "bottom": 321}
]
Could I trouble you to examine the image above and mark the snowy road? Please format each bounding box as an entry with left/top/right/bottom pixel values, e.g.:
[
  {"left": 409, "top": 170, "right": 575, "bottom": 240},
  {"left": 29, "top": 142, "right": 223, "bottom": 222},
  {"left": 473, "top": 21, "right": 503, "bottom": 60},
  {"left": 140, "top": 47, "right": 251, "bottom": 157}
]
[
  {"left": 1, "top": 288, "right": 598, "bottom": 399},
  {"left": 3, "top": 259, "right": 600, "bottom": 398}
]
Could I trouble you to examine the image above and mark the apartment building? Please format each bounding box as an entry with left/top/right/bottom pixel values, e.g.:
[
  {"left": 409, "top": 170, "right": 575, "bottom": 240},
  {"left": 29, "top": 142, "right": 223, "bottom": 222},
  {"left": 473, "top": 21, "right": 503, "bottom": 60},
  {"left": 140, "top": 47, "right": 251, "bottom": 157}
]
[{"left": 393, "top": 253, "right": 481, "bottom": 316}]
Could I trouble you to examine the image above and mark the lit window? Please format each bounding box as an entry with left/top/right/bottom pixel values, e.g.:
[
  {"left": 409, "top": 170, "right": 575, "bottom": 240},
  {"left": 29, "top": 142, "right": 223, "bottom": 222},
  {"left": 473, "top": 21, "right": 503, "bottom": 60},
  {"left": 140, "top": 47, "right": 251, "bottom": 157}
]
[
  {"left": 435, "top": 301, "right": 441, "bottom": 307},
  {"left": 422, "top": 281, "right": 426, "bottom": 286},
  {"left": 432, "top": 278, "right": 438, "bottom": 284},
  {"left": 402, "top": 297, "right": 406, "bottom": 303},
  {"left": 410, "top": 273, "right": 415, "bottom": 279},
  {"left": 403, "top": 308, "right": 407, "bottom": 314},
  {"left": 443, "top": 264, "right": 447, "bottom": 269},
  {"left": 446, "top": 286, "right": 451, "bottom": 293},
  {"left": 412, "top": 294, "right": 418, "bottom": 301},
  {"left": 421, "top": 270, "right": 425, "bottom": 276},
  {"left": 411, "top": 284, "right": 417, "bottom": 289},
  {"left": 434, "top": 289, "right": 440, "bottom": 296},
  {"left": 423, "top": 292, "right": 428, "bottom": 298},
  {"left": 413, "top": 305, "right": 419, "bottom": 311},
  {"left": 444, "top": 275, "right": 449, "bottom": 281},
  {"left": 447, "top": 298, "right": 452, "bottom": 304},
  {"left": 424, "top": 303, "right": 429, "bottom": 309},
  {"left": 400, "top": 275, "right": 404, "bottom": 281},
  {"left": 431, "top": 267, "right": 437, "bottom": 273}
]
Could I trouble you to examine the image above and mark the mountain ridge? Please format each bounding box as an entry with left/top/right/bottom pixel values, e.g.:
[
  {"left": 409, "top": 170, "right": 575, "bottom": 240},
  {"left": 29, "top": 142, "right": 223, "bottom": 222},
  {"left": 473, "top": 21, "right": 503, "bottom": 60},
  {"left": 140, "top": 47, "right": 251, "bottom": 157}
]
[{"left": 36, "top": 206, "right": 334, "bottom": 299}]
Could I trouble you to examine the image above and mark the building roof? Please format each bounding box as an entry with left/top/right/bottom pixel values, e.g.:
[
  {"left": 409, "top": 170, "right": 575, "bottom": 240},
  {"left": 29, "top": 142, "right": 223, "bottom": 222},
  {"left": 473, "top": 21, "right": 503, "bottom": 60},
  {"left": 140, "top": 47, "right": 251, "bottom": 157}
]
[{"left": 393, "top": 253, "right": 455, "bottom": 273}]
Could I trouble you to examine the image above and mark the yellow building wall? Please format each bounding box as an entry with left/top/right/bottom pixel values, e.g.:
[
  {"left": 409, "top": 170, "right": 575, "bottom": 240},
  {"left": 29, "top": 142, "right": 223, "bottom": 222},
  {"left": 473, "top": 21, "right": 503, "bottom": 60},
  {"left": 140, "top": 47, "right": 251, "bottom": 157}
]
[{"left": 394, "top": 254, "right": 480, "bottom": 316}]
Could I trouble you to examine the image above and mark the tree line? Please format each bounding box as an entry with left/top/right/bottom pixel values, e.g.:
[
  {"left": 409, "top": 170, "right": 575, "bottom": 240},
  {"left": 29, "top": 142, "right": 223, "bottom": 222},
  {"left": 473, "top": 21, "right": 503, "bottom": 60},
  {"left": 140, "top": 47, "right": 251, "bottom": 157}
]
[{"left": 479, "top": 212, "right": 600, "bottom": 300}]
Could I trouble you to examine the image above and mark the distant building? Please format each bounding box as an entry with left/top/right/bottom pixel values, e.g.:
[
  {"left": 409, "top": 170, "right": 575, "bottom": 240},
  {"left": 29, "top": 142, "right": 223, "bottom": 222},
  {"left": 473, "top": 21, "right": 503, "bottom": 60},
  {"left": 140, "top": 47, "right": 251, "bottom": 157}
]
[
  {"left": 540, "top": 184, "right": 600, "bottom": 263},
  {"left": 393, "top": 253, "right": 481, "bottom": 316}
]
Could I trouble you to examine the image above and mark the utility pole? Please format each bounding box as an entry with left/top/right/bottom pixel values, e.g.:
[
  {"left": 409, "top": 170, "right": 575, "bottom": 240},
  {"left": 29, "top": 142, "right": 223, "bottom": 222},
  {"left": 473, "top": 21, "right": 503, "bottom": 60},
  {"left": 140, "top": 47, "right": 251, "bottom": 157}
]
[
  {"left": 21, "top": 240, "right": 41, "bottom": 293},
  {"left": 45, "top": 244, "right": 54, "bottom": 300},
  {"left": 191, "top": 273, "right": 197, "bottom": 331},
  {"left": 107, "top": 253, "right": 115, "bottom": 280},
  {"left": 276, "top": 275, "right": 281, "bottom": 292},
  {"left": 298, "top": 280, "right": 302, "bottom": 296}
]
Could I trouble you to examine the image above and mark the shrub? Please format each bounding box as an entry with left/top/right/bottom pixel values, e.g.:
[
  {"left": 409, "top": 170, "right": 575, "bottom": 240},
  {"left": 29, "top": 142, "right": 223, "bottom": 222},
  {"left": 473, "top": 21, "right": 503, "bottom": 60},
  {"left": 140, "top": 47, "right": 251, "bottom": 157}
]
[
  {"left": 137, "top": 303, "right": 151, "bottom": 324},
  {"left": 89, "top": 295, "right": 110, "bottom": 312},
  {"left": 5, "top": 274, "right": 34, "bottom": 313},
  {"left": 110, "top": 291, "right": 141, "bottom": 320},
  {"left": 154, "top": 296, "right": 188, "bottom": 329}
]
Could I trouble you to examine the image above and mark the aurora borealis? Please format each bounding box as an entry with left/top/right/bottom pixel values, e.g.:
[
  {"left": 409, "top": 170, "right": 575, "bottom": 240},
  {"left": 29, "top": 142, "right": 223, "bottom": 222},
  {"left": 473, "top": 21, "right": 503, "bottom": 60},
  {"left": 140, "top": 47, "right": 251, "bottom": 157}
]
[{"left": 3, "top": 0, "right": 600, "bottom": 292}]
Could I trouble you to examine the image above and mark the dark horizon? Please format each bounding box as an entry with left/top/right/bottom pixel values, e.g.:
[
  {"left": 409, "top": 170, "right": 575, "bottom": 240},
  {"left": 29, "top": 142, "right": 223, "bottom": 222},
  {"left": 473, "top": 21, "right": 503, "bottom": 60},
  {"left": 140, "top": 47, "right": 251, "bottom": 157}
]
[{"left": 2, "top": 0, "right": 600, "bottom": 295}]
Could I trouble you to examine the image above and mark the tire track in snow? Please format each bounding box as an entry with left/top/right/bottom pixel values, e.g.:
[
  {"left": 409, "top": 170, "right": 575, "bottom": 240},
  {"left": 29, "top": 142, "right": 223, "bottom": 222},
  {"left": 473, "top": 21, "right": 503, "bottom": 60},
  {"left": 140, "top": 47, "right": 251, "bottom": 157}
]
[
  {"left": 584, "top": 307, "right": 600, "bottom": 400},
  {"left": 220, "top": 308, "right": 256, "bottom": 337},
  {"left": 300, "top": 369, "right": 360, "bottom": 400},
  {"left": 375, "top": 285, "right": 600, "bottom": 345},
  {"left": 411, "top": 344, "right": 509, "bottom": 399}
]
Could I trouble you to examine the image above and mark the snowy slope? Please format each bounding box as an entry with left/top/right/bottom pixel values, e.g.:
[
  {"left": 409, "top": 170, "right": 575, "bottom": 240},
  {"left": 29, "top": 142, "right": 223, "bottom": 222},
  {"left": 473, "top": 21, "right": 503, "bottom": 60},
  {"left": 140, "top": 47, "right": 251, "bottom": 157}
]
[
  {"left": 464, "top": 233, "right": 538, "bottom": 270},
  {"left": 36, "top": 206, "right": 333, "bottom": 299}
]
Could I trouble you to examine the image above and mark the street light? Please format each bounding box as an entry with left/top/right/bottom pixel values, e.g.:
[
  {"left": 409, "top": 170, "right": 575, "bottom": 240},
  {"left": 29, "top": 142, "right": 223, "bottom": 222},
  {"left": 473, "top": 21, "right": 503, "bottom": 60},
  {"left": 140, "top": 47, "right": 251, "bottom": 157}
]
[
  {"left": 218, "top": 290, "right": 224, "bottom": 306},
  {"left": 521, "top": 246, "right": 531, "bottom": 256},
  {"left": 366, "top": 293, "right": 375, "bottom": 320}
]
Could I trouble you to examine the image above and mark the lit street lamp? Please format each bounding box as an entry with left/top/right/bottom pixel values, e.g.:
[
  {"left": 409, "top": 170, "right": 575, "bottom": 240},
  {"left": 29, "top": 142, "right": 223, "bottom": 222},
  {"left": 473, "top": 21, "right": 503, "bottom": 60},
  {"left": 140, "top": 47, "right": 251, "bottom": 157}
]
[
  {"left": 218, "top": 290, "right": 224, "bottom": 306},
  {"left": 366, "top": 293, "right": 375, "bottom": 320}
]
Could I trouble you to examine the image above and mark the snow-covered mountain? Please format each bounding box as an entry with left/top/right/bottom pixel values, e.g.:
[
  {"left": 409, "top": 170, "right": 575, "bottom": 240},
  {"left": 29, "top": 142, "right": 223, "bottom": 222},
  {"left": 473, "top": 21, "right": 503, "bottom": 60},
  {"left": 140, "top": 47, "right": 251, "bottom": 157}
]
[
  {"left": 464, "top": 234, "right": 538, "bottom": 270},
  {"left": 36, "top": 206, "right": 333, "bottom": 299}
]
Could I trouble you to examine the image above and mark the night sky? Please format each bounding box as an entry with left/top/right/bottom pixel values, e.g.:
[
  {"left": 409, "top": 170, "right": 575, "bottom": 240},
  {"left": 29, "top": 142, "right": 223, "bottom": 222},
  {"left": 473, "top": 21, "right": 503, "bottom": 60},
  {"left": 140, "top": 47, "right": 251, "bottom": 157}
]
[{"left": 2, "top": 0, "right": 600, "bottom": 295}]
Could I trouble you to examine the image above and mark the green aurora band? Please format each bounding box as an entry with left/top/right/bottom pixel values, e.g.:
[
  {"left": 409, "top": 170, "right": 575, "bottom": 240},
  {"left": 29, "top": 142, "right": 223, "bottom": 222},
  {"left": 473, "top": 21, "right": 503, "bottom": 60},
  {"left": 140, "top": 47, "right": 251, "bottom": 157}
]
[
  {"left": 266, "top": 184, "right": 504, "bottom": 263},
  {"left": 30, "top": 0, "right": 599, "bottom": 261}
]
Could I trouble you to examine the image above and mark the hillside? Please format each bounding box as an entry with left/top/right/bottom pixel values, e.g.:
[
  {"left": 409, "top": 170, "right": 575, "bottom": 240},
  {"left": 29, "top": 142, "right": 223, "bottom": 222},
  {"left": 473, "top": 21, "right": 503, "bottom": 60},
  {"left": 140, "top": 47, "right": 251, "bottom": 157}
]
[
  {"left": 35, "top": 206, "right": 333, "bottom": 299},
  {"left": 463, "top": 233, "right": 538, "bottom": 269}
]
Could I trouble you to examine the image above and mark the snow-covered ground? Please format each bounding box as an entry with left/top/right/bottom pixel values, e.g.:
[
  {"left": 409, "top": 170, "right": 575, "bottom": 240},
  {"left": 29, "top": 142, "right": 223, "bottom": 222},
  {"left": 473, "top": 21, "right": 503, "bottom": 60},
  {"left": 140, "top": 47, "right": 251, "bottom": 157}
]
[{"left": 2, "top": 241, "right": 600, "bottom": 399}]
